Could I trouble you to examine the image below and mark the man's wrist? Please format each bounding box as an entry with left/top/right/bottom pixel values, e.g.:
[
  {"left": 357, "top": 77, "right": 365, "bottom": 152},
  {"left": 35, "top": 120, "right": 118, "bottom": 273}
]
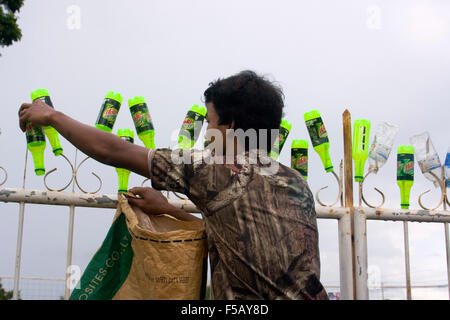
[{"left": 48, "top": 109, "right": 61, "bottom": 127}]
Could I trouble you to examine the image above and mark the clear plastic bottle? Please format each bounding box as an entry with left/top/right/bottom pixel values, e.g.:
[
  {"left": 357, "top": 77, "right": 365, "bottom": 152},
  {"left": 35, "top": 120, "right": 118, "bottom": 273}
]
[
  {"left": 368, "top": 122, "right": 399, "bottom": 172},
  {"left": 409, "top": 132, "right": 442, "bottom": 188}
]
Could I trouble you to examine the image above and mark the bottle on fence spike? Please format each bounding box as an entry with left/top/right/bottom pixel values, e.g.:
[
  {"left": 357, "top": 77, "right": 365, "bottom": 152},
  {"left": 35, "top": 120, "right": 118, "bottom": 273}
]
[
  {"left": 115, "top": 129, "right": 134, "bottom": 193},
  {"left": 352, "top": 119, "right": 371, "bottom": 182},
  {"left": 178, "top": 104, "right": 207, "bottom": 150},
  {"left": 291, "top": 139, "right": 308, "bottom": 180},
  {"left": 368, "top": 121, "right": 399, "bottom": 172},
  {"left": 304, "top": 110, "right": 333, "bottom": 172},
  {"left": 95, "top": 91, "right": 123, "bottom": 133},
  {"left": 25, "top": 121, "right": 46, "bottom": 176},
  {"left": 31, "top": 88, "right": 63, "bottom": 156},
  {"left": 409, "top": 132, "right": 442, "bottom": 188},
  {"left": 270, "top": 119, "right": 292, "bottom": 160},
  {"left": 397, "top": 145, "right": 414, "bottom": 209},
  {"left": 128, "top": 96, "right": 155, "bottom": 149}
]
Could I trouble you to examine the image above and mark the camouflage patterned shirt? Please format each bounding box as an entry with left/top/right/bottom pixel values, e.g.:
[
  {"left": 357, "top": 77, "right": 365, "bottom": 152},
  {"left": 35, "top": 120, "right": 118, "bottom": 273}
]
[{"left": 148, "top": 148, "right": 328, "bottom": 300}]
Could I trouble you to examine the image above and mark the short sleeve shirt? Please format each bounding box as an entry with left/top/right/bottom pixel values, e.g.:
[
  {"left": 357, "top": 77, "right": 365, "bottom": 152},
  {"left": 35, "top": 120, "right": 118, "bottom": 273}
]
[{"left": 148, "top": 148, "right": 328, "bottom": 300}]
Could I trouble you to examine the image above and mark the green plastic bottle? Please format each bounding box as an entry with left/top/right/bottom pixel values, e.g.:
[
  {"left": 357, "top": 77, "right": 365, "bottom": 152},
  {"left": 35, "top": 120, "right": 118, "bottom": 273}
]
[
  {"left": 352, "top": 119, "right": 371, "bottom": 182},
  {"left": 291, "top": 139, "right": 308, "bottom": 180},
  {"left": 270, "top": 119, "right": 292, "bottom": 160},
  {"left": 95, "top": 91, "right": 123, "bottom": 133},
  {"left": 128, "top": 96, "right": 155, "bottom": 149},
  {"left": 178, "top": 105, "right": 206, "bottom": 150},
  {"left": 304, "top": 110, "right": 333, "bottom": 172},
  {"left": 115, "top": 129, "right": 134, "bottom": 193},
  {"left": 31, "top": 89, "right": 63, "bottom": 156},
  {"left": 25, "top": 121, "right": 46, "bottom": 176},
  {"left": 397, "top": 145, "right": 414, "bottom": 209}
]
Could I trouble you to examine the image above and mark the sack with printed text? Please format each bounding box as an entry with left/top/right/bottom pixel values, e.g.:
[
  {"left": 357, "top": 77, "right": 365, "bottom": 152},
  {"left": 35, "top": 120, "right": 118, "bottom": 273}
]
[{"left": 69, "top": 194, "right": 208, "bottom": 300}]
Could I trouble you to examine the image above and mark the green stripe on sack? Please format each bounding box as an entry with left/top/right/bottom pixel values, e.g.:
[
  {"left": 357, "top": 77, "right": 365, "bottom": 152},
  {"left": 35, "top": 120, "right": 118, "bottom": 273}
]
[{"left": 69, "top": 213, "right": 134, "bottom": 300}]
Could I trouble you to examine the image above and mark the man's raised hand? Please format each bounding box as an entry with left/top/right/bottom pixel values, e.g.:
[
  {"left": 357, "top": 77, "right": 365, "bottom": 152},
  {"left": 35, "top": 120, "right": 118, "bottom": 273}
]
[{"left": 19, "top": 99, "right": 56, "bottom": 132}]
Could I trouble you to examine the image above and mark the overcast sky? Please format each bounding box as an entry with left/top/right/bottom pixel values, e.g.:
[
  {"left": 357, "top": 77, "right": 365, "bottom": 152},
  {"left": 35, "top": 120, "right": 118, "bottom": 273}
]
[{"left": 1, "top": 0, "right": 449, "bottom": 299}]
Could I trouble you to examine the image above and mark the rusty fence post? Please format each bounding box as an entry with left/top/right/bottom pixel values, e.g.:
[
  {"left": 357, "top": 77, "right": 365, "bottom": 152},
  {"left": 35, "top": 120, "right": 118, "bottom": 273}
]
[{"left": 342, "top": 109, "right": 358, "bottom": 299}]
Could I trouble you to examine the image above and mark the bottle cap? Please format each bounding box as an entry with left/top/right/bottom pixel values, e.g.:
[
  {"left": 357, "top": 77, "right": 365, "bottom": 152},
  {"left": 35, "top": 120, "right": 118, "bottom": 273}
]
[
  {"left": 128, "top": 96, "right": 146, "bottom": 108},
  {"left": 31, "top": 88, "right": 50, "bottom": 101},
  {"left": 35, "top": 168, "right": 45, "bottom": 176},
  {"left": 117, "top": 128, "right": 135, "bottom": 140},
  {"left": 190, "top": 104, "right": 207, "bottom": 117},
  {"left": 398, "top": 145, "right": 414, "bottom": 154},
  {"left": 280, "top": 119, "right": 292, "bottom": 131},
  {"left": 292, "top": 139, "right": 308, "bottom": 149},
  {"left": 304, "top": 110, "right": 321, "bottom": 122},
  {"left": 105, "top": 91, "right": 123, "bottom": 104}
]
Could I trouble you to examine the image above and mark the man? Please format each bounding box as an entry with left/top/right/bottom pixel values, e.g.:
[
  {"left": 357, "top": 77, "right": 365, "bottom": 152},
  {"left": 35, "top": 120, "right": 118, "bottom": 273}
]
[{"left": 18, "top": 70, "right": 328, "bottom": 300}]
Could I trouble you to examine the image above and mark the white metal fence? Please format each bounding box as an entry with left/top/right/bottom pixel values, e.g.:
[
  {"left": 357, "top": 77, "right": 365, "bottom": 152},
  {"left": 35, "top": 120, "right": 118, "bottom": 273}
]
[{"left": 1, "top": 185, "right": 449, "bottom": 300}]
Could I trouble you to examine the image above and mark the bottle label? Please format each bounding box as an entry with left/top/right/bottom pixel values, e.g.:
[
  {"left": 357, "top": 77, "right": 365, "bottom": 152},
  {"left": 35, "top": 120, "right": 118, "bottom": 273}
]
[
  {"left": 444, "top": 152, "right": 450, "bottom": 167},
  {"left": 179, "top": 110, "right": 205, "bottom": 141},
  {"left": 369, "top": 143, "right": 391, "bottom": 161},
  {"left": 271, "top": 126, "right": 290, "bottom": 155},
  {"left": 369, "top": 143, "right": 391, "bottom": 170},
  {"left": 130, "top": 103, "right": 154, "bottom": 134},
  {"left": 291, "top": 148, "right": 308, "bottom": 177},
  {"left": 397, "top": 153, "right": 414, "bottom": 181},
  {"left": 418, "top": 155, "right": 441, "bottom": 174},
  {"left": 25, "top": 121, "right": 46, "bottom": 144},
  {"left": 96, "top": 98, "right": 121, "bottom": 130},
  {"left": 360, "top": 126, "right": 368, "bottom": 151},
  {"left": 34, "top": 95, "right": 54, "bottom": 108},
  {"left": 305, "top": 117, "right": 329, "bottom": 147}
]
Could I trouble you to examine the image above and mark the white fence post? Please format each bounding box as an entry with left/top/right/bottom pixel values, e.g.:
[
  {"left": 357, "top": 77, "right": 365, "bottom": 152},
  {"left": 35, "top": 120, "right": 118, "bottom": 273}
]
[
  {"left": 338, "top": 211, "right": 354, "bottom": 300},
  {"left": 403, "top": 221, "right": 412, "bottom": 300},
  {"left": 64, "top": 205, "right": 75, "bottom": 300},
  {"left": 12, "top": 148, "right": 29, "bottom": 300},
  {"left": 13, "top": 202, "right": 25, "bottom": 300},
  {"left": 354, "top": 208, "right": 369, "bottom": 299}
]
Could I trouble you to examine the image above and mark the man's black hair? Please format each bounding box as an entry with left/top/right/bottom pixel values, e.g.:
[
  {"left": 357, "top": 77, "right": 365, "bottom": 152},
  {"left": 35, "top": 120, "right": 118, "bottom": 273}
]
[{"left": 203, "top": 70, "right": 284, "bottom": 153}]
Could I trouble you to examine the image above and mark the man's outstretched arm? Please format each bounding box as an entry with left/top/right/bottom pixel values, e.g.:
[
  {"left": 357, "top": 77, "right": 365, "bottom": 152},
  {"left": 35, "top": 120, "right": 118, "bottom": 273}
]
[{"left": 19, "top": 99, "right": 150, "bottom": 178}]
